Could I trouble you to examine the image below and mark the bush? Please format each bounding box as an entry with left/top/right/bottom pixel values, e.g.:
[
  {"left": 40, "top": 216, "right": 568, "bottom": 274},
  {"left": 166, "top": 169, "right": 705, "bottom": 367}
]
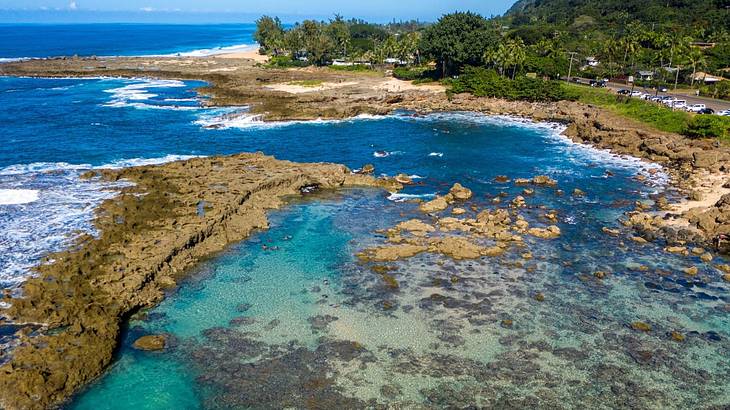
[
  {"left": 393, "top": 66, "right": 440, "bottom": 82},
  {"left": 449, "top": 67, "right": 574, "bottom": 102},
  {"left": 266, "top": 55, "right": 309, "bottom": 68},
  {"left": 685, "top": 115, "right": 730, "bottom": 139}
]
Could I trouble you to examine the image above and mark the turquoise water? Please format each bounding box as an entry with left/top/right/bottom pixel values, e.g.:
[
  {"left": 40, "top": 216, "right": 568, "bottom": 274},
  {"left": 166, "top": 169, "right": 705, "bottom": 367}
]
[{"left": 0, "top": 77, "right": 728, "bottom": 408}]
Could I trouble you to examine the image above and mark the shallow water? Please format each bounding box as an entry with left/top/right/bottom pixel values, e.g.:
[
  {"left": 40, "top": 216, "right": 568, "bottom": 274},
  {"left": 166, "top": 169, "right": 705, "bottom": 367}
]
[{"left": 1, "top": 77, "right": 728, "bottom": 408}]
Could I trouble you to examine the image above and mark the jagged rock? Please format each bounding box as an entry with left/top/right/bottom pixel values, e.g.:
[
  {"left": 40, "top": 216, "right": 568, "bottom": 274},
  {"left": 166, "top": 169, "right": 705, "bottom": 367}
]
[
  {"left": 394, "top": 219, "right": 435, "bottom": 236},
  {"left": 360, "top": 164, "right": 375, "bottom": 174},
  {"left": 572, "top": 188, "right": 586, "bottom": 197},
  {"left": 395, "top": 173, "right": 413, "bottom": 184},
  {"left": 451, "top": 207, "right": 466, "bottom": 215},
  {"left": 532, "top": 175, "right": 557, "bottom": 186},
  {"left": 419, "top": 196, "right": 449, "bottom": 213},
  {"left": 448, "top": 183, "right": 472, "bottom": 201},
  {"left": 528, "top": 225, "right": 561, "bottom": 239}
]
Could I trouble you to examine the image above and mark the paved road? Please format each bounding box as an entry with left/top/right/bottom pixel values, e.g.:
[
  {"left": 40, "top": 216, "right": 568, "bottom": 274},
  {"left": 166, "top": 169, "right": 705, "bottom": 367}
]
[{"left": 571, "top": 78, "right": 730, "bottom": 112}]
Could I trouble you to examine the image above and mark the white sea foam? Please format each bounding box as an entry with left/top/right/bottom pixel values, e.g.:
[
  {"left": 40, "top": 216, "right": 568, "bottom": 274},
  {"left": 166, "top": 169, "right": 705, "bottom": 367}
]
[
  {"left": 195, "top": 110, "right": 388, "bottom": 130},
  {"left": 151, "top": 43, "right": 257, "bottom": 58},
  {"left": 428, "top": 152, "right": 444, "bottom": 157},
  {"left": 102, "top": 79, "right": 196, "bottom": 110},
  {"left": 0, "top": 154, "right": 204, "bottom": 287},
  {"left": 387, "top": 193, "right": 436, "bottom": 202},
  {"left": 0, "top": 189, "right": 39, "bottom": 205}
]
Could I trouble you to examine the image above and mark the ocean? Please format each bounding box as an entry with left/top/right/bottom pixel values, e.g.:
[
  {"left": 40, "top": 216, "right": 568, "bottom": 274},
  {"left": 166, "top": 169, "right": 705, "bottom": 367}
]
[
  {"left": 0, "top": 23, "right": 256, "bottom": 60},
  {"left": 0, "top": 24, "right": 728, "bottom": 409}
]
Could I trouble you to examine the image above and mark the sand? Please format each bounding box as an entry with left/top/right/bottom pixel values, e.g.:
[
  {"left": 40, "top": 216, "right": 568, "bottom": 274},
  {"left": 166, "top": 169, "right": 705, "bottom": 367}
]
[
  {"left": 218, "top": 49, "right": 270, "bottom": 63},
  {"left": 375, "top": 78, "right": 446, "bottom": 93},
  {"left": 265, "top": 81, "right": 359, "bottom": 94}
]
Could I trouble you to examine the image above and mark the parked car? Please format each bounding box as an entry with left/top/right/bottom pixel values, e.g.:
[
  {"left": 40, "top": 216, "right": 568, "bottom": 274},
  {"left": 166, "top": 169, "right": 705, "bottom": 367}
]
[
  {"left": 590, "top": 79, "right": 607, "bottom": 88},
  {"left": 630, "top": 90, "right": 644, "bottom": 97},
  {"left": 671, "top": 100, "right": 687, "bottom": 110},
  {"left": 698, "top": 108, "right": 715, "bottom": 115},
  {"left": 718, "top": 110, "right": 730, "bottom": 116},
  {"left": 617, "top": 89, "right": 630, "bottom": 95},
  {"left": 661, "top": 97, "right": 677, "bottom": 106},
  {"left": 659, "top": 87, "right": 669, "bottom": 92},
  {"left": 686, "top": 104, "right": 707, "bottom": 113}
]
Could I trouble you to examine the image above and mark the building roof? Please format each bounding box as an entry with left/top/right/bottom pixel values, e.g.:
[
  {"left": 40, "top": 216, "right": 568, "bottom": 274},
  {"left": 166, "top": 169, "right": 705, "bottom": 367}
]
[{"left": 692, "top": 72, "right": 727, "bottom": 82}]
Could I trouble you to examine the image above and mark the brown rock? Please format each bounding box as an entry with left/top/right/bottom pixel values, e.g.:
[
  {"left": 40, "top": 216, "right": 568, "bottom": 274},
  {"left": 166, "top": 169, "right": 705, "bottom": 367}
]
[
  {"left": 448, "top": 183, "right": 472, "bottom": 201},
  {"left": 528, "top": 225, "right": 561, "bottom": 239},
  {"left": 132, "top": 335, "right": 166, "bottom": 351},
  {"left": 684, "top": 266, "right": 699, "bottom": 276},
  {"left": 631, "top": 322, "right": 652, "bottom": 332},
  {"left": 532, "top": 175, "right": 557, "bottom": 186},
  {"left": 419, "top": 196, "right": 449, "bottom": 213},
  {"left": 360, "top": 164, "right": 375, "bottom": 174},
  {"left": 394, "top": 173, "right": 413, "bottom": 184}
]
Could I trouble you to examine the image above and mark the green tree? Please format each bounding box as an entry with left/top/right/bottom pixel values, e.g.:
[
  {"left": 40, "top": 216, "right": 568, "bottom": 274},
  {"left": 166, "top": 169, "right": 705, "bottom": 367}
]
[
  {"left": 506, "top": 38, "right": 527, "bottom": 79},
  {"left": 253, "top": 16, "right": 285, "bottom": 55},
  {"left": 420, "top": 12, "right": 497, "bottom": 77},
  {"left": 328, "top": 15, "right": 351, "bottom": 58},
  {"left": 687, "top": 47, "right": 707, "bottom": 87}
]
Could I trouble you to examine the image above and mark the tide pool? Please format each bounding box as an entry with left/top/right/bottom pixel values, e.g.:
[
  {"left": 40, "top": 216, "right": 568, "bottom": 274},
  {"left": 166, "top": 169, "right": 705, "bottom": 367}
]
[{"left": 0, "top": 77, "right": 728, "bottom": 408}]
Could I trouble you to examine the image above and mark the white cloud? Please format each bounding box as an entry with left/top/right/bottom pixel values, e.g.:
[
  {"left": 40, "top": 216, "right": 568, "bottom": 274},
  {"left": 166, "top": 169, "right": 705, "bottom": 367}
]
[
  {"left": 68, "top": 1, "right": 77, "bottom": 10},
  {"left": 140, "top": 7, "right": 155, "bottom": 12}
]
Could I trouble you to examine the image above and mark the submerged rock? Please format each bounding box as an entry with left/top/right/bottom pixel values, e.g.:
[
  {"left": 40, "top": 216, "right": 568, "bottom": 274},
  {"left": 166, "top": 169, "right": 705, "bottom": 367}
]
[
  {"left": 532, "top": 175, "right": 557, "bottom": 186},
  {"left": 631, "top": 322, "right": 652, "bottom": 332},
  {"left": 132, "top": 335, "right": 166, "bottom": 351}
]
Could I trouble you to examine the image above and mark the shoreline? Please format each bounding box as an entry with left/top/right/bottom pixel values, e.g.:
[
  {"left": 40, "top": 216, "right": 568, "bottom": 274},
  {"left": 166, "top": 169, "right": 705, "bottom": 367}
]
[
  {"left": 1, "top": 56, "right": 730, "bottom": 408},
  {"left": 0, "top": 153, "right": 401, "bottom": 409}
]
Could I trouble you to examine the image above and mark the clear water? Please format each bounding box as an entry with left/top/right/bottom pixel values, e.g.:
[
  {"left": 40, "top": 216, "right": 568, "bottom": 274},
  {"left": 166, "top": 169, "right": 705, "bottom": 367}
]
[{"left": 0, "top": 74, "right": 728, "bottom": 407}]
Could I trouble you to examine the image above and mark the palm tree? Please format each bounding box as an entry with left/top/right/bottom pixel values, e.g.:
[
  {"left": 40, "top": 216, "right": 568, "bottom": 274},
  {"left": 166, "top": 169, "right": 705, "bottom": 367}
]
[
  {"left": 601, "top": 39, "right": 621, "bottom": 79},
  {"left": 506, "top": 38, "right": 527, "bottom": 79},
  {"left": 687, "top": 47, "right": 707, "bottom": 88}
]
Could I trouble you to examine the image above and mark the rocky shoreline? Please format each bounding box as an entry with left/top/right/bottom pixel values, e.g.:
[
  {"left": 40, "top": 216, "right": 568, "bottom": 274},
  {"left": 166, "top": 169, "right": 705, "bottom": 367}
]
[
  {"left": 0, "top": 153, "right": 400, "bottom": 409},
  {"left": 1, "top": 56, "right": 730, "bottom": 408}
]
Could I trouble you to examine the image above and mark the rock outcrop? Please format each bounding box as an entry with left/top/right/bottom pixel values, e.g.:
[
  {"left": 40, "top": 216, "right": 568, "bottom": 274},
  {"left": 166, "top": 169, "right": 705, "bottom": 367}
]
[{"left": 0, "top": 153, "right": 399, "bottom": 409}]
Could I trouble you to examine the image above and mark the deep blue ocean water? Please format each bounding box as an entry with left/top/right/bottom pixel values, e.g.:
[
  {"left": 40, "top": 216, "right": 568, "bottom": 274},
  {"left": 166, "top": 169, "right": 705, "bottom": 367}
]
[
  {"left": 0, "top": 23, "right": 256, "bottom": 60},
  {"left": 0, "top": 24, "right": 728, "bottom": 409}
]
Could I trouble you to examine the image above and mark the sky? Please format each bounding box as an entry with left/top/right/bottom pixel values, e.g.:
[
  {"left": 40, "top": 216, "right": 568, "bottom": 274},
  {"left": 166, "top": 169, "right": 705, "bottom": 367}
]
[{"left": 0, "top": 0, "right": 517, "bottom": 23}]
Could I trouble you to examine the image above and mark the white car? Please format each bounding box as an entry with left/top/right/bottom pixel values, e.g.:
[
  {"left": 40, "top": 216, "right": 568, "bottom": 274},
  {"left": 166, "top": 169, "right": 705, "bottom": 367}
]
[
  {"left": 686, "top": 104, "right": 706, "bottom": 113},
  {"left": 630, "top": 90, "right": 643, "bottom": 97},
  {"left": 718, "top": 110, "right": 730, "bottom": 116},
  {"left": 661, "top": 97, "right": 676, "bottom": 105},
  {"left": 671, "top": 100, "right": 687, "bottom": 109}
]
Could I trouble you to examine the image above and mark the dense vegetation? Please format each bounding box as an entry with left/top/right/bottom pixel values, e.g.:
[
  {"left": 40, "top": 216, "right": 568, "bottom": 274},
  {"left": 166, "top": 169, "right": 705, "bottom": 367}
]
[
  {"left": 449, "top": 67, "right": 574, "bottom": 102},
  {"left": 253, "top": 15, "right": 424, "bottom": 66},
  {"left": 252, "top": 0, "right": 730, "bottom": 137}
]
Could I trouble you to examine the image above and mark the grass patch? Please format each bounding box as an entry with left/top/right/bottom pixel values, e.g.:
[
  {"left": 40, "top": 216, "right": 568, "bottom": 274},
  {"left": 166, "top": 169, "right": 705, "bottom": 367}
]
[
  {"left": 564, "top": 83, "right": 691, "bottom": 134},
  {"left": 288, "top": 80, "right": 324, "bottom": 88},
  {"left": 328, "top": 64, "right": 372, "bottom": 72}
]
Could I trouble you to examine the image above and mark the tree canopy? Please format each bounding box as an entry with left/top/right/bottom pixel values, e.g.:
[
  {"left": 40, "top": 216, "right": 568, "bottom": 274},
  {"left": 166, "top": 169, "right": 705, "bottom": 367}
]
[{"left": 419, "top": 12, "right": 498, "bottom": 77}]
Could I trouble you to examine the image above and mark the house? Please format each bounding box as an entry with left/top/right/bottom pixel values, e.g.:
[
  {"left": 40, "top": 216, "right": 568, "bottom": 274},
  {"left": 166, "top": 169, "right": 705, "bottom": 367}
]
[
  {"left": 586, "top": 57, "right": 599, "bottom": 67},
  {"left": 637, "top": 70, "right": 654, "bottom": 81},
  {"left": 691, "top": 71, "right": 727, "bottom": 84}
]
